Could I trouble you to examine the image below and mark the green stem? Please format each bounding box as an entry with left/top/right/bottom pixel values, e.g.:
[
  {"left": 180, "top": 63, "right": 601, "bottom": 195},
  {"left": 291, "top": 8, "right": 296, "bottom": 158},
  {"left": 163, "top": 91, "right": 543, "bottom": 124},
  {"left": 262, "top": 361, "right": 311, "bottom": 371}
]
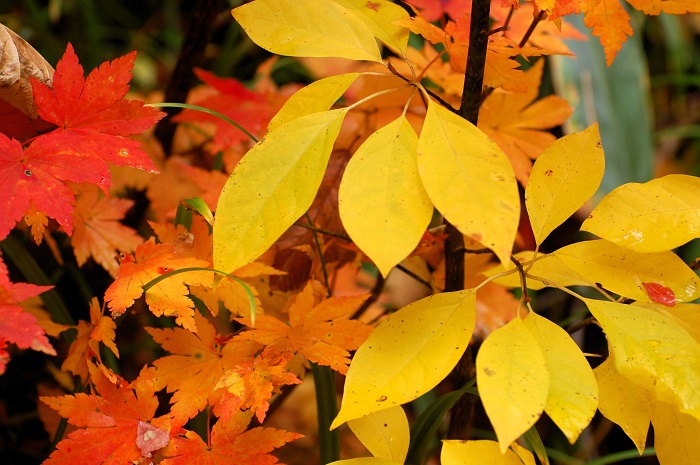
[
  {"left": 585, "top": 448, "right": 656, "bottom": 465},
  {"left": 311, "top": 363, "right": 340, "bottom": 464}
]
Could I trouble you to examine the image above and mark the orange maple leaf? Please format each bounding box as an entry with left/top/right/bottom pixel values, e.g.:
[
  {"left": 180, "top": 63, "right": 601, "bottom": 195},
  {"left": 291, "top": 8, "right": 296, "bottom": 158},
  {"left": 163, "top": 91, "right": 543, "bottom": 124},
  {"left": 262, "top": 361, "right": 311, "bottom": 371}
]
[
  {"left": 236, "top": 281, "right": 372, "bottom": 374},
  {"left": 62, "top": 298, "right": 119, "bottom": 384},
  {"left": 42, "top": 363, "right": 171, "bottom": 465},
  {"left": 104, "top": 238, "right": 212, "bottom": 331},
  {"left": 23, "top": 202, "right": 48, "bottom": 245},
  {"left": 71, "top": 184, "right": 143, "bottom": 277},
  {"left": 582, "top": 0, "right": 633, "bottom": 65},
  {"left": 214, "top": 355, "right": 301, "bottom": 423},
  {"left": 478, "top": 59, "right": 573, "bottom": 184},
  {"left": 143, "top": 311, "right": 261, "bottom": 428},
  {"left": 626, "top": 0, "right": 700, "bottom": 15},
  {"left": 162, "top": 410, "right": 301, "bottom": 465}
]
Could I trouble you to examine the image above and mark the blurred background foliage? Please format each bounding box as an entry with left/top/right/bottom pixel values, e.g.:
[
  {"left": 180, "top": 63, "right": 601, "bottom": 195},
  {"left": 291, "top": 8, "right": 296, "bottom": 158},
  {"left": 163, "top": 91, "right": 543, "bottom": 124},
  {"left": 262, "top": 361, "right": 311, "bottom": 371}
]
[{"left": 0, "top": 1, "right": 698, "bottom": 464}]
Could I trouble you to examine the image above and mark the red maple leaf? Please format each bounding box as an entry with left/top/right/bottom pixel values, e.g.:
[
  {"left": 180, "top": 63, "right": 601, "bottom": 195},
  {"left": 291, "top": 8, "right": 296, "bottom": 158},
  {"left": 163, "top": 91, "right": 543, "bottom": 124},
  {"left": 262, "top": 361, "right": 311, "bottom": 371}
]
[
  {"left": 162, "top": 410, "right": 301, "bottom": 465},
  {"left": 31, "top": 43, "right": 164, "bottom": 180},
  {"left": 41, "top": 363, "right": 171, "bottom": 465},
  {"left": 0, "top": 256, "right": 54, "bottom": 374}
]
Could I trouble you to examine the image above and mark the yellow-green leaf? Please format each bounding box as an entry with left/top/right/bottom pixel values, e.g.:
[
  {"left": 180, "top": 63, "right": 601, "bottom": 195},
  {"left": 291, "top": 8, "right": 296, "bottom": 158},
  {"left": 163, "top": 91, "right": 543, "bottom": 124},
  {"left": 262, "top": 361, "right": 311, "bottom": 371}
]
[
  {"left": 483, "top": 251, "right": 592, "bottom": 290},
  {"left": 232, "top": 0, "right": 382, "bottom": 62},
  {"left": 441, "top": 440, "right": 536, "bottom": 465},
  {"left": 585, "top": 298, "right": 700, "bottom": 421},
  {"left": 347, "top": 406, "right": 409, "bottom": 463},
  {"left": 594, "top": 356, "right": 652, "bottom": 453},
  {"left": 331, "top": 0, "right": 409, "bottom": 56},
  {"left": 526, "top": 124, "right": 604, "bottom": 246},
  {"left": 214, "top": 109, "right": 347, "bottom": 273},
  {"left": 339, "top": 116, "right": 432, "bottom": 277},
  {"left": 652, "top": 401, "right": 700, "bottom": 465},
  {"left": 332, "top": 291, "right": 476, "bottom": 428},
  {"left": 476, "top": 317, "right": 549, "bottom": 453},
  {"left": 554, "top": 240, "right": 700, "bottom": 303},
  {"left": 581, "top": 174, "right": 700, "bottom": 253},
  {"left": 417, "top": 99, "right": 520, "bottom": 268},
  {"left": 523, "top": 312, "right": 598, "bottom": 443},
  {"left": 267, "top": 72, "right": 361, "bottom": 133}
]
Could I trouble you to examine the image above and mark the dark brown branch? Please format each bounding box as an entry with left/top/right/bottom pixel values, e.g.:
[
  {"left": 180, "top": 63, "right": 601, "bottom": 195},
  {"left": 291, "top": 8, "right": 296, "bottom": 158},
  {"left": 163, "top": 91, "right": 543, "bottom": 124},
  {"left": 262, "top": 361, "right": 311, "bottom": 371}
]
[
  {"left": 567, "top": 317, "right": 599, "bottom": 335},
  {"left": 154, "top": 0, "right": 224, "bottom": 156}
]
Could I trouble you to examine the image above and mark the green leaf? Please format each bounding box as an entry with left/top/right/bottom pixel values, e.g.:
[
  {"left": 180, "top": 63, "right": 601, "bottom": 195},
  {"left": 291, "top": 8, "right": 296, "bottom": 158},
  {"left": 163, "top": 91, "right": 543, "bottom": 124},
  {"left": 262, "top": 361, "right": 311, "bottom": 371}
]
[
  {"left": 339, "top": 116, "right": 432, "bottom": 277},
  {"left": 441, "top": 440, "right": 536, "bottom": 465},
  {"left": 476, "top": 317, "right": 549, "bottom": 453},
  {"left": 214, "top": 109, "right": 347, "bottom": 273},
  {"left": 332, "top": 291, "right": 476, "bottom": 428},
  {"left": 232, "top": 0, "right": 382, "bottom": 62},
  {"left": 526, "top": 124, "right": 604, "bottom": 246},
  {"left": 417, "top": 99, "right": 520, "bottom": 268},
  {"left": 348, "top": 406, "right": 409, "bottom": 463},
  {"left": 585, "top": 298, "right": 700, "bottom": 421},
  {"left": 523, "top": 312, "right": 598, "bottom": 444},
  {"left": 581, "top": 174, "right": 700, "bottom": 253},
  {"left": 331, "top": 0, "right": 409, "bottom": 56},
  {"left": 554, "top": 239, "right": 700, "bottom": 303},
  {"left": 267, "top": 73, "right": 361, "bottom": 133}
]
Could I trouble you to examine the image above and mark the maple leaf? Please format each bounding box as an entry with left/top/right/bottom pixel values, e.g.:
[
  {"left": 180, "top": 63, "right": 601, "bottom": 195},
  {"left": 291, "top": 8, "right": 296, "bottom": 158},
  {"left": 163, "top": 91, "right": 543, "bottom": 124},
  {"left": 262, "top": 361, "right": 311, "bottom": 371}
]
[
  {"left": 143, "top": 311, "right": 261, "bottom": 428},
  {"left": 104, "top": 238, "right": 213, "bottom": 331},
  {"left": 31, "top": 43, "right": 164, "bottom": 178},
  {"left": 71, "top": 184, "right": 143, "bottom": 277},
  {"left": 236, "top": 281, "right": 372, "bottom": 374},
  {"left": 582, "top": 0, "right": 633, "bottom": 66},
  {"left": 0, "top": 256, "right": 55, "bottom": 374},
  {"left": 62, "top": 298, "right": 119, "bottom": 383},
  {"left": 405, "top": 0, "right": 470, "bottom": 21},
  {"left": 162, "top": 410, "right": 301, "bottom": 465},
  {"left": 23, "top": 202, "right": 49, "bottom": 244},
  {"left": 214, "top": 355, "right": 301, "bottom": 423},
  {"left": 478, "top": 59, "right": 573, "bottom": 184},
  {"left": 42, "top": 363, "right": 171, "bottom": 465}
]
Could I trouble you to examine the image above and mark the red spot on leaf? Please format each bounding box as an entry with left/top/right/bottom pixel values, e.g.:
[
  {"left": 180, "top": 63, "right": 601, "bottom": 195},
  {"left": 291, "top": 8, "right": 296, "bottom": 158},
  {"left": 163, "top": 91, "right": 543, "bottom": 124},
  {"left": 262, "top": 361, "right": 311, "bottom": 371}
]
[
  {"left": 158, "top": 266, "right": 173, "bottom": 274},
  {"left": 366, "top": 1, "right": 381, "bottom": 11},
  {"left": 642, "top": 282, "right": 676, "bottom": 307}
]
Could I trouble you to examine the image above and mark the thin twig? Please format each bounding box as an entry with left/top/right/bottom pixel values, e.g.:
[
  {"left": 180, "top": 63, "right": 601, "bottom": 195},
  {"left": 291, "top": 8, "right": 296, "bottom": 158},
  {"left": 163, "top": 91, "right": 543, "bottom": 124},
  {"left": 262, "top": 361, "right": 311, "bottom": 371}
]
[
  {"left": 566, "top": 317, "right": 598, "bottom": 335},
  {"left": 387, "top": 61, "right": 459, "bottom": 114},
  {"left": 396, "top": 264, "right": 434, "bottom": 291}
]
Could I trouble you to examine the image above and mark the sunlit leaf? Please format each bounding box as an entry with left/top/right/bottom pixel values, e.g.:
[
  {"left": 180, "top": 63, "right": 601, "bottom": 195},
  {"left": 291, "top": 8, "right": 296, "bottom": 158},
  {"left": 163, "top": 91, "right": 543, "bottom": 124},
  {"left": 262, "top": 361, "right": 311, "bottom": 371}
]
[
  {"left": 417, "top": 99, "right": 520, "bottom": 268},
  {"left": 523, "top": 312, "right": 598, "bottom": 443},
  {"left": 586, "top": 298, "right": 700, "bottom": 421},
  {"left": 347, "top": 406, "right": 409, "bottom": 463},
  {"left": 332, "top": 291, "right": 476, "bottom": 428},
  {"left": 476, "top": 317, "right": 549, "bottom": 452},
  {"left": 652, "top": 401, "right": 700, "bottom": 464},
  {"left": 554, "top": 240, "right": 700, "bottom": 303},
  {"left": 441, "top": 440, "right": 536, "bottom": 465},
  {"left": 231, "top": 0, "right": 383, "bottom": 62},
  {"left": 339, "top": 116, "right": 432, "bottom": 277},
  {"left": 526, "top": 124, "right": 604, "bottom": 245},
  {"left": 331, "top": 0, "right": 410, "bottom": 55},
  {"left": 581, "top": 174, "right": 700, "bottom": 252},
  {"left": 214, "top": 109, "right": 347, "bottom": 273},
  {"left": 483, "top": 251, "right": 592, "bottom": 290}
]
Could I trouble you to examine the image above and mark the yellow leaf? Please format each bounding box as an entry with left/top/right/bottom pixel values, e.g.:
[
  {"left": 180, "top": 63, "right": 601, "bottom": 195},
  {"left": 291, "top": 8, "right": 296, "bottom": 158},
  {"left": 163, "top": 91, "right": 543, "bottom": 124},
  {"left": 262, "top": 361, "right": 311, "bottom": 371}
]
[
  {"left": 267, "top": 73, "right": 361, "bottom": 133},
  {"left": 328, "top": 459, "right": 401, "bottom": 465},
  {"left": 339, "top": 116, "right": 432, "bottom": 277},
  {"left": 231, "top": 0, "right": 382, "bottom": 62},
  {"left": 525, "top": 124, "right": 604, "bottom": 246},
  {"left": 347, "top": 406, "right": 409, "bottom": 463},
  {"left": 331, "top": 0, "right": 409, "bottom": 56},
  {"left": 658, "top": 304, "right": 700, "bottom": 343},
  {"left": 581, "top": 174, "right": 700, "bottom": 253},
  {"left": 554, "top": 240, "right": 700, "bottom": 303},
  {"left": 476, "top": 317, "right": 549, "bottom": 453},
  {"left": 214, "top": 109, "right": 347, "bottom": 273},
  {"left": 523, "top": 312, "right": 598, "bottom": 443},
  {"left": 441, "top": 440, "right": 535, "bottom": 465},
  {"left": 417, "top": 99, "right": 520, "bottom": 268},
  {"left": 652, "top": 401, "right": 700, "bottom": 465},
  {"left": 332, "top": 291, "right": 476, "bottom": 428},
  {"left": 585, "top": 298, "right": 700, "bottom": 421},
  {"left": 594, "top": 356, "right": 652, "bottom": 453},
  {"left": 484, "top": 251, "right": 592, "bottom": 290}
]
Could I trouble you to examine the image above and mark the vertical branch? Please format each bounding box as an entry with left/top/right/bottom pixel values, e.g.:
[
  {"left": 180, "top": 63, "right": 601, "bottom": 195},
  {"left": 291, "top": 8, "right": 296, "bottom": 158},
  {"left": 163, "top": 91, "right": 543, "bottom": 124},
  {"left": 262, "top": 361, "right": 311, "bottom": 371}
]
[
  {"left": 446, "top": 0, "right": 492, "bottom": 441},
  {"left": 154, "top": 0, "right": 224, "bottom": 156}
]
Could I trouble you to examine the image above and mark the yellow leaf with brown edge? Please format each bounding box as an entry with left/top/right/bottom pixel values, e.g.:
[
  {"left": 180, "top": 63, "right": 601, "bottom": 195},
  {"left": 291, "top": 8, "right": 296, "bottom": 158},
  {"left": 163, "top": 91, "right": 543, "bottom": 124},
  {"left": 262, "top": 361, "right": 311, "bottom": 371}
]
[
  {"left": 585, "top": 298, "right": 700, "bottom": 421},
  {"left": 417, "top": 99, "right": 520, "bottom": 269},
  {"left": 581, "top": 174, "right": 700, "bottom": 253},
  {"left": 339, "top": 115, "right": 432, "bottom": 277},
  {"left": 232, "top": 0, "right": 382, "bottom": 63},
  {"left": 476, "top": 317, "right": 549, "bottom": 453},
  {"left": 332, "top": 291, "right": 476, "bottom": 428},
  {"left": 525, "top": 124, "right": 604, "bottom": 245}
]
